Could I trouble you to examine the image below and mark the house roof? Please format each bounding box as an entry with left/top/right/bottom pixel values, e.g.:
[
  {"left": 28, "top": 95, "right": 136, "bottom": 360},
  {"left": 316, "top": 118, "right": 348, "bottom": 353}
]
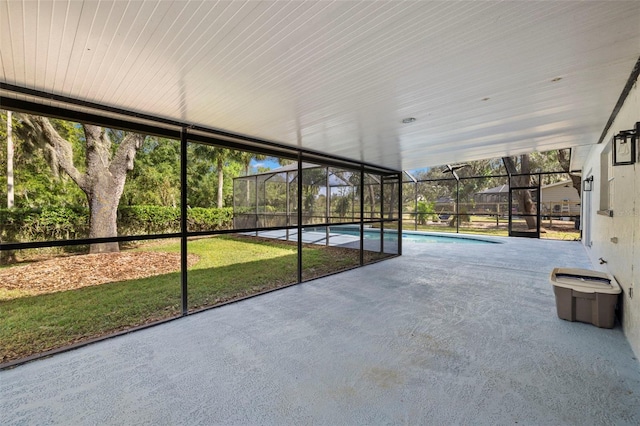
[
  {"left": 477, "top": 184, "right": 509, "bottom": 195},
  {"left": 540, "top": 179, "right": 576, "bottom": 190},
  {"left": 478, "top": 180, "right": 576, "bottom": 195},
  {"left": 2, "top": 1, "right": 639, "bottom": 170}
]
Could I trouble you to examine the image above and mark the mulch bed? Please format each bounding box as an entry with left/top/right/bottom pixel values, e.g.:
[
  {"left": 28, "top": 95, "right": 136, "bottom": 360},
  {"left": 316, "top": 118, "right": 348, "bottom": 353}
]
[{"left": 0, "top": 252, "right": 199, "bottom": 296}]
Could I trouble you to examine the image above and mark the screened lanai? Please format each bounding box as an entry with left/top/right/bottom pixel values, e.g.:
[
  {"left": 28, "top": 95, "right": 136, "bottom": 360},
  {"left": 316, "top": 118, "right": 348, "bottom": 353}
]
[
  {"left": 0, "top": 104, "right": 403, "bottom": 367},
  {"left": 234, "top": 163, "right": 398, "bottom": 226},
  {"left": 233, "top": 162, "right": 400, "bottom": 257},
  {"left": 2, "top": 1, "right": 640, "bottom": 422}
]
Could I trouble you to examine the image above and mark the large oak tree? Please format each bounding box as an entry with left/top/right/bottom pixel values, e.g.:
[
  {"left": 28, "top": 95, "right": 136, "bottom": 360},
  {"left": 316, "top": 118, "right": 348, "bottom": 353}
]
[
  {"left": 503, "top": 155, "right": 537, "bottom": 229},
  {"left": 16, "top": 114, "right": 146, "bottom": 253}
]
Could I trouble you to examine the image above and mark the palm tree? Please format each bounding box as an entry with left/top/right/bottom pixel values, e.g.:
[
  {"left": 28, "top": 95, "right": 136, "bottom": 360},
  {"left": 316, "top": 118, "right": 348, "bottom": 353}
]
[
  {"left": 236, "top": 151, "right": 267, "bottom": 177},
  {"left": 190, "top": 144, "right": 232, "bottom": 208}
]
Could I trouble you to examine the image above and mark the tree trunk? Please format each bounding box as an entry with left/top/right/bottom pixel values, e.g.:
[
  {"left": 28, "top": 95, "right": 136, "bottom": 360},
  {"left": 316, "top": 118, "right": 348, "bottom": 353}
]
[
  {"left": 7, "top": 111, "right": 14, "bottom": 208},
  {"left": 557, "top": 149, "right": 581, "bottom": 198},
  {"left": 217, "top": 157, "right": 224, "bottom": 208},
  {"left": 386, "top": 181, "right": 396, "bottom": 220},
  {"left": 369, "top": 183, "right": 376, "bottom": 218},
  {"left": 87, "top": 173, "right": 123, "bottom": 254},
  {"left": 503, "top": 155, "right": 537, "bottom": 229},
  {"left": 513, "top": 189, "right": 537, "bottom": 229},
  {"left": 83, "top": 125, "right": 143, "bottom": 253},
  {"left": 88, "top": 197, "right": 120, "bottom": 253},
  {"left": 1, "top": 111, "right": 17, "bottom": 264}
]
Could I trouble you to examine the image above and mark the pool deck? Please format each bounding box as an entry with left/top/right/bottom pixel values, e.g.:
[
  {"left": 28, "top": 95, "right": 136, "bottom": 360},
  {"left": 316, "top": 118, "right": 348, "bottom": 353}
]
[{"left": 2, "top": 236, "right": 639, "bottom": 424}]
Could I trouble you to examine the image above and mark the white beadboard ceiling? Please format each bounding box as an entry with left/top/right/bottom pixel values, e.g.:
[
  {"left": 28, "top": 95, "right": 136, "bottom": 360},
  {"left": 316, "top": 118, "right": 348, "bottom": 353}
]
[{"left": 1, "top": 1, "right": 639, "bottom": 171}]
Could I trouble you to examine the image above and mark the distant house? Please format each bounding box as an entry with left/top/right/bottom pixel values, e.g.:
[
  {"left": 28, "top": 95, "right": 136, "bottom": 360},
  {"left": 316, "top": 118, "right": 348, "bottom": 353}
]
[
  {"left": 539, "top": 180, "right": 580, "bottom": 215},
  {"left": 475, "top": 184, "right": 509, "bottom": 203},
  {"left": 474, "top": 180, "right": 580, "bottom": 215}
]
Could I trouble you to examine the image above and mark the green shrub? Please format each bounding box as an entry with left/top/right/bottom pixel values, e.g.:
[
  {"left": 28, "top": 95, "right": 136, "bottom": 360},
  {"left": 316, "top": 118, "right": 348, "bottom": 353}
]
[
  {"left": 416, "top": 200, "right": 436, "bottom": 224},
  {"left": 0, "top": 206, "right": 89, "bottom": 242},
  {"left": 118, "top": 205, "right": 181, "bottom": 235},
  {"left": 0, "top": 205, "right": 234, "bottom": 245},
  {"left": 188, "top": 207, "right": 233, "bottom": 231},
  {"left": 448, "top": 208, "right": 471, "bottom": 227}
]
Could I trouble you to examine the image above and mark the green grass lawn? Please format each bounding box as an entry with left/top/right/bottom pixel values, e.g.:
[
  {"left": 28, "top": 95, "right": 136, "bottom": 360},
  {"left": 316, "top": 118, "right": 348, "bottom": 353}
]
[
  {"left": 1, "top": 235, "right": 374, "bottom": 364},
  {"left": 403, "top": 215, "right": 580, "bottom": 240}
]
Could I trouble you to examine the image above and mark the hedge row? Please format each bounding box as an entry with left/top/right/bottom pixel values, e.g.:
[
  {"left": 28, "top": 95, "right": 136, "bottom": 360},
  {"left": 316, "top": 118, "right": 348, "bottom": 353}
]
[
  {"left": 0, "top": 205, "right": 234, "bottom": 243},
  {"left": 0, "top": 206, "right": 89, "bottom": 242}
]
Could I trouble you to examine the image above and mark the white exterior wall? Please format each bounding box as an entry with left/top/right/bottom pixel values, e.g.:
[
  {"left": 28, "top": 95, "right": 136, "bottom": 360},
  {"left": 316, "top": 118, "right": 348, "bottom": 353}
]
[
  {"left": 541, "top": 184, "right": 580, "bottom": 204},
  {"left": 580, "top": 76, "right": 639, "bottom": 356},
  {"left": 541, "top": 183, "right": 581, "bottom": 215}
]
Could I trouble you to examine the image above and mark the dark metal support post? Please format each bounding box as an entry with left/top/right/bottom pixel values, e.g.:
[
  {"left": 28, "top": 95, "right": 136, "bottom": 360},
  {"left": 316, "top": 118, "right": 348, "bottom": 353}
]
[
  {"left": 456, "top": 179, "right": 460, "bottom": 233},
  {"left": 286, "top": 171, "right": 290, "bottom": 241},
  {"left": 352, "top": 181, "right": 355, "bottom": 221},
  {"left": 504, "top": 160, "right": 512, "bottom": 235},
  {"left": 255, "top": 175, "right": 259, "bottom": 236},
  {"left": 507, "top": 177, "right": 513, "bottom": 235},
  {"left": 536, "top": 173, "right": 542, "bottom": 236},
  {"left": 398, "top": 172, "right": 403, "bottom": 256},
  {"left": 360, "top": 168, "right": 365, "bottom": 266},
  {"left": 263, "top": 177, "right": 267, "bottom": 226},
  {"left": 180, "top": 128, "right": 188, "bottom": 315},
  {"left": 414, "top": 181, "right": 418, "bottom": 231},
  {"left": 380, "top": 177, "right": 385, "bottom": 254},
  {"left": 326, "top": 166, "right": 330, "bottom": 246},
  {"left": 297, "top": 155, "right": 303, "bottom": 283}
]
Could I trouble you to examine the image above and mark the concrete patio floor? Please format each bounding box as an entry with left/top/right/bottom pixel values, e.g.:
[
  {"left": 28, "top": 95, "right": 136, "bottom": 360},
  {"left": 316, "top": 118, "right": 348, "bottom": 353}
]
[{"left": 2, "top": 236, "right": 639, "bottom": 425}]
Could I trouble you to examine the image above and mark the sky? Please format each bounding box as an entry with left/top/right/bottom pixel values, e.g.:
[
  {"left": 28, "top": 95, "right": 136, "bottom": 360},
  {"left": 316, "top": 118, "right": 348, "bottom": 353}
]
[{"left": 250, "top": 157, "right": 281, "bottom": 173}]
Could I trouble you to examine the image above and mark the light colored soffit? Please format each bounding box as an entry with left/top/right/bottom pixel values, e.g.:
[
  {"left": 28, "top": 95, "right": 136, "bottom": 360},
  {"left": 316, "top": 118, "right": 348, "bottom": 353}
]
[{"left": 1, "top": 1, "right": 639, "bottom": 170}]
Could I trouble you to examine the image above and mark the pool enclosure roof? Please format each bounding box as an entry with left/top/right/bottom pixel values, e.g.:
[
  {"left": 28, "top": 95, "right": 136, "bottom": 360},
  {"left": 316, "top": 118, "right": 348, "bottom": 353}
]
[
  {"left": 477, "top": 180, "right": 575, "bottom": 196},
  {"left": 1, "top": 1, "right": 639, "bottom": 170}
]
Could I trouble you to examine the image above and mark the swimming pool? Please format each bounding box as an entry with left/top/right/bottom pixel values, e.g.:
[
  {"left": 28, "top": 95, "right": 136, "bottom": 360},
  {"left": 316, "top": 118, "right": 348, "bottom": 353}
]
[
  {"left": 308, "top": 226, "right": 497, "bottom": 244},
  {"left": 400, "top": 232, "right": 496, "bottom": 244}
]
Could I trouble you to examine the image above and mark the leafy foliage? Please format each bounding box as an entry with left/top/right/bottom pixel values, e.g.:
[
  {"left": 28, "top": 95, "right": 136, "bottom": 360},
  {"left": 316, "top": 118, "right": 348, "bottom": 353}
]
[
  {"left": 415, "top": 200, "right": 436, "bottom": 224},
  {"left": 187, "top": 207, "right": 234, "bottom": 232},
  {"left": 122, "top": 138, "right": 180, "bottom": 207},
  {"left": 2, "top": 112, "right": 274, "bottom": 216},
  {"left": 118, "top": 205, "right": 180, "bottom": 234},
  {"left": 408, "top": 150, "right": 574, "bottom": 208},
  {"left": 0, "top": 206, "right": 234, "bottom": 244},
  {"left": 1, "top": 112, "right": 271, "bottom": 250},
  {"left": 1, "top": 206, "right": 89, "bottom": 242},
  {"left": 0, "top": 111, "right": 86, "bottom": 208}
]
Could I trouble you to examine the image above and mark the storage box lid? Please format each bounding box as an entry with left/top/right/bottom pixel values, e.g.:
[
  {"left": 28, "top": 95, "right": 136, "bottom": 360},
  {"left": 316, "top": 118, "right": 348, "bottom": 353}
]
[{"left": 550, "top": 267, "right": 621, "bottom": 294}]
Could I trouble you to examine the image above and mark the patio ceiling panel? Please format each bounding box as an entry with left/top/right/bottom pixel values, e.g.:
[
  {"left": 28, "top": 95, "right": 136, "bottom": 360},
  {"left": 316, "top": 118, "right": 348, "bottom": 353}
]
[{"left": 1, "top": 1, "right": 639, "bottom": 170}]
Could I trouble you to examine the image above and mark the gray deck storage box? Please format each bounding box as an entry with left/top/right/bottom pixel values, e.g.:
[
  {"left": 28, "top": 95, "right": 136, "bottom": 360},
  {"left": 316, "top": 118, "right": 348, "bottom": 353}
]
[{"left": 550, "top": 268, "right": 621, "bottom": 329}]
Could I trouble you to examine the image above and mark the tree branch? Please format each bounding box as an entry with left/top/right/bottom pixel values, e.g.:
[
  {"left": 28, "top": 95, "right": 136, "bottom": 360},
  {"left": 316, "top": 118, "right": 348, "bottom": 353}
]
[
  {"left": 15, "top": 114, "right": 87, "bottom": 191},
  {"left": 83, "top": 124, "right": 112, "bottom": 176},
  {"left": 558, "top": 149, "right": 582, "bottom": 198},
  {"left": 502, "top": 156, "right": 517, "bottom": 175},
  {"left": 109, "top": 132, "right": 146, "bottom": 177}
]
